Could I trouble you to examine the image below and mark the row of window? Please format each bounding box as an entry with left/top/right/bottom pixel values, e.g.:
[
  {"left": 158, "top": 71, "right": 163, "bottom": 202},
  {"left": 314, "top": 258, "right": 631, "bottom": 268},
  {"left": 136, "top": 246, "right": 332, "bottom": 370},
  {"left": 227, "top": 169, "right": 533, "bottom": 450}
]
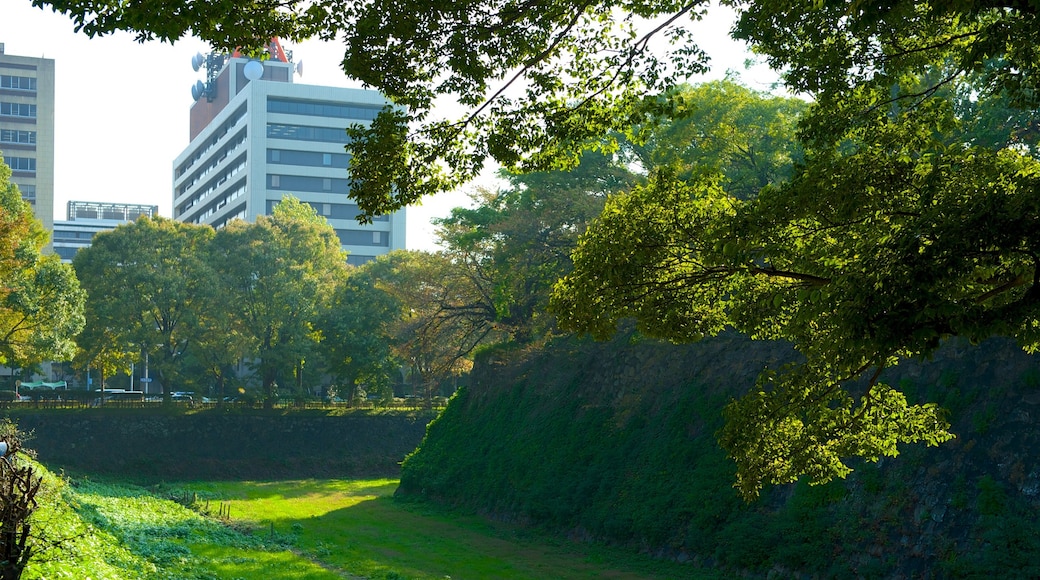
[
  {"left": 177, "top": 129, "right": 247, "bottom": 196},
  {"left": 0, "top": 75, "right": 37, "bottom": 91},
  {"left": 267, "top": 98, "right": 382, "bottom": 122},
  {"left": 212, "top": 204, "right": 247, "bottom": 229},
  {"left": 268, "top": 173, "right": 349, "bottom": 194},
  {"left": 0, "top": 102, "right": 36, "bottom": 118},
  {"left": 53, "top": 230, "right": 97, "bottom": 241},
  {"left": 264, "top": 198, "right": 389, "bottom": 222},
  {"left": 179, "top": 155, "right": 247, "bottom": 214},
  {"left": 0, "top": 129, "right": 35, "bottom": 145},
  {"left": 4, "top": 156, "right": 35, "bottom": 172},
  {"left": 336, "top": 228, "right": 390, "bottom": 247},
  {"left": 176, "top": 104, "right": 247, "bottom": 177},
  {"left": 54, "top": 246, "right": 79, "bottom": 261},
  {"left": 267, "top": 148, "right": 350, "bottom": 169},
  {"left": 267, "top": 123, "right": 351, "bottom": 143},
  {"left": 182, "top": 179, "right": 247, "bottom": 224}
]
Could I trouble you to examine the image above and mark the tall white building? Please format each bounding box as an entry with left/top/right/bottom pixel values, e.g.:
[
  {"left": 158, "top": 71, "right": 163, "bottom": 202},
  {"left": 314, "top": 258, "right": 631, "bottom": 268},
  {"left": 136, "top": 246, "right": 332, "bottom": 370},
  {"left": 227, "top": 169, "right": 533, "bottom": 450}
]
[{"left": 172, "top": 42, "right": 405, "bottom": 264}]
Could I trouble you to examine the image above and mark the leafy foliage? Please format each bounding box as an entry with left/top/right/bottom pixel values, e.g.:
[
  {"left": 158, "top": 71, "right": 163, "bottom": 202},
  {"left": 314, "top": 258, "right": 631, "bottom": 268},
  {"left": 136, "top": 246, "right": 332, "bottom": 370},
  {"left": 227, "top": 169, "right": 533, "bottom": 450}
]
[
  {"left": 0, "top": 157, "right": 84, "bottom": 369},
  {"left": 364, "top": 250, "right": 500, "bottom": 402},
  {"left": 314, "top": 265, "right": 401, "bottom": 402},
  {"left": 209, "top": 197, "right": 347, "bottom": 407},
  {"left": 36, "top": 0, "right": 714, "bottom": 218},
  {"left": 435, "top": 150, "right": 635, "bottom": 341},
  {"left": 73, "top": 216, "right": 215, "bottom": 399}
]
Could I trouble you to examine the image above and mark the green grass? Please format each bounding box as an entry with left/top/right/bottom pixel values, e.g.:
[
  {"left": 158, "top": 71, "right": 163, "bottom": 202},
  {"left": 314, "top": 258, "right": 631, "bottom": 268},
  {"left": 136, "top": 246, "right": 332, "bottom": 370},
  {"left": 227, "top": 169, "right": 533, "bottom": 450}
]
[
  {"left": 178, "top": 479, "right": 718, "bottom": 580},
  {"left": 23, "top": 467, "right": 714, "bottom": 579}
]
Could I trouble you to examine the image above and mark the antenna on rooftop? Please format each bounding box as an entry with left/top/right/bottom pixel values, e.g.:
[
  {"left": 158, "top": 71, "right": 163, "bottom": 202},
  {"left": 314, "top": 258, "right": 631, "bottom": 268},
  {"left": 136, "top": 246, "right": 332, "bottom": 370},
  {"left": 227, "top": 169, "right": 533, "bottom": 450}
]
[{"left": 189, "top": 50, "right": 226, "bottom": 102}]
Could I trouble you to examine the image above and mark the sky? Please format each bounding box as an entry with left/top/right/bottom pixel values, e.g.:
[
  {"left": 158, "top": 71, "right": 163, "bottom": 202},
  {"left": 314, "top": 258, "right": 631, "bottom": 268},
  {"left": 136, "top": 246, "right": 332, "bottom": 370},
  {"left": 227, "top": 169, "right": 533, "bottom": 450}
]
[{"left": 2, "top": 1, "right": 778, "bottom": 252}]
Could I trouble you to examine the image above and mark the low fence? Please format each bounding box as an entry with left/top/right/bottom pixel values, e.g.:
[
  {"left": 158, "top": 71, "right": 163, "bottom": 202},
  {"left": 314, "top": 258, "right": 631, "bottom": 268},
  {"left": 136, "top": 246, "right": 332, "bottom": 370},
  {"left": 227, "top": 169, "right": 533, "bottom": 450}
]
[{"left": 2, "top": 393, "right": 446, "bottom": 412}]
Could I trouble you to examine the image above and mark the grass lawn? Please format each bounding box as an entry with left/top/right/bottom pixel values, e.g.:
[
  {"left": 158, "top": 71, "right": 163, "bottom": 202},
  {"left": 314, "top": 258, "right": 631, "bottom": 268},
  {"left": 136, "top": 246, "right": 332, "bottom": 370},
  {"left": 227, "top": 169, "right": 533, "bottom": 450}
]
[{"left": 181, "top": 478, "right": 720, "bottom": 580}]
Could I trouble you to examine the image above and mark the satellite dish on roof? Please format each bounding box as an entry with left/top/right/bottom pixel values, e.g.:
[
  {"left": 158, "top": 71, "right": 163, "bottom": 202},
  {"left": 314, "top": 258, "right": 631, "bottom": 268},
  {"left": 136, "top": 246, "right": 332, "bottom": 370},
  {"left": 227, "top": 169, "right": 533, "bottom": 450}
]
[
  {"left": 191, "top": 80, "right": 205, "bottom": 101},
  {"left": 243, "top": 60, "right": 264, "bottom": 81},
  {"left": 295, "top": 60, "right": 304, "bottom": 77},
  {"left": 191, "top": 52, "right": 204, "bottom": 72}
]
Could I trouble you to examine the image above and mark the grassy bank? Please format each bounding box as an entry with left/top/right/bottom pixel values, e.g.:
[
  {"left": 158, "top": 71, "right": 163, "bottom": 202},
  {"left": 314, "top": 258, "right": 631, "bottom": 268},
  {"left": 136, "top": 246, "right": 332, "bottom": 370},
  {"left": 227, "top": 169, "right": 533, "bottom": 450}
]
[{"left": 26, "top": 466, "right": 713, "bottom": 579}]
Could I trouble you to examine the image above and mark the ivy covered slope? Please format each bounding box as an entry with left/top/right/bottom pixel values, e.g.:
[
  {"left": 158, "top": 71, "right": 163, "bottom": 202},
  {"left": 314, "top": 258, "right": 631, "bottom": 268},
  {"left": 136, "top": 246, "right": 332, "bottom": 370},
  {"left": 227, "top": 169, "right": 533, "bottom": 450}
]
[{"left": 399, "top": 333, "right": 1040, "bottom": 577}]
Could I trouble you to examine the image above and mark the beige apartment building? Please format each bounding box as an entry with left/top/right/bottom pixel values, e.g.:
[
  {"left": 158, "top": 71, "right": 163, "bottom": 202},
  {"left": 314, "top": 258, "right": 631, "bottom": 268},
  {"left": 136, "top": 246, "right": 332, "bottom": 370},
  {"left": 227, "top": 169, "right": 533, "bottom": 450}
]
[{"left": 0, "top": 42, "right": 54, "bottom": 236}]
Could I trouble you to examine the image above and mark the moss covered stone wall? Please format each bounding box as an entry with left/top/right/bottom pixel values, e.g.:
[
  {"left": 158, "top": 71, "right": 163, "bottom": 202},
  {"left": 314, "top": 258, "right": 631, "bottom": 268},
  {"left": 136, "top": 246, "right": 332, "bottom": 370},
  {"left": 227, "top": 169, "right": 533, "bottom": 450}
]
[{"left": 11, "top": 412, "right": 431, "bottom": 481}]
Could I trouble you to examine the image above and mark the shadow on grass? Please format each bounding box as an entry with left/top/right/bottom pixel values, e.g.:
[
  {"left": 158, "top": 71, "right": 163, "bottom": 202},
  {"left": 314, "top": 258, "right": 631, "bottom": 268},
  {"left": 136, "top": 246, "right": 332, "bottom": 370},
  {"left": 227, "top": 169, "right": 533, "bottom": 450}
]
[{"left": 220, "top": 482, "right": 722, "bottom": 580}]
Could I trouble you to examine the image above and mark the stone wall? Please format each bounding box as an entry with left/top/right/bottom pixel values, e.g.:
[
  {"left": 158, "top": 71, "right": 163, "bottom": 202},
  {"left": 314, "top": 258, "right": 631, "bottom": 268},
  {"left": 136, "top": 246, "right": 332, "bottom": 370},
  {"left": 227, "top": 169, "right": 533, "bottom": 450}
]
[{"left": 10, "top": 412, "right": 432, "bottom": 481}]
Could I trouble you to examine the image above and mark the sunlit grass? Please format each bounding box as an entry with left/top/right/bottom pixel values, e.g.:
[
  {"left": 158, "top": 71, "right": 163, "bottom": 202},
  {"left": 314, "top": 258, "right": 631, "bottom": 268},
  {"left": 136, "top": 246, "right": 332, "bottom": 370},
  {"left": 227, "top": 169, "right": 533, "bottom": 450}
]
[
  {"left": 24, "top": 467, "right": 716, "bottom": 579},
  {"left": 42, "top": 476, "right": 340, "bottom": 579},
  {"left": 188, "top": 479, "right": 720, "bottom": 580}
]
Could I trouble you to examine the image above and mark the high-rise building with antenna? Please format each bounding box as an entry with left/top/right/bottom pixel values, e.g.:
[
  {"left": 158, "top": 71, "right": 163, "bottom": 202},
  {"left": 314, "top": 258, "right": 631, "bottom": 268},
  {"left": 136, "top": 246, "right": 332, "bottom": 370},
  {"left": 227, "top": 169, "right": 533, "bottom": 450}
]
[{"left": 173, "top": 40, "right": 405, "bottom": 264}]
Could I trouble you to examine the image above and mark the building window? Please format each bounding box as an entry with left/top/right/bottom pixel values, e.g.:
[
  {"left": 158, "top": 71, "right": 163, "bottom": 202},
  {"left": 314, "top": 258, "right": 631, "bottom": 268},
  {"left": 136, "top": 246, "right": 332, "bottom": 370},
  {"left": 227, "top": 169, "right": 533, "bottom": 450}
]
[
  {"left": 266, "top": 148, "right": 350, "bottom": 168},
  {"left": 0, "top": 129, "right": 35, "bottom": 145},
  {"left": 336, "top": 228, "right": 390, "bottom": 247},
  {"left": 0, "top": 102, "right": 36, "bottom": 118},
  {"left": 14, "top": 183, "right": 35, "bottom": 201},
  {"left": 0, "top": 75, "right": 37, "bottom": 91},
  {"left": 4, "top": 156, "right": 36, "bottom": 172},
  {"left": 267, "top": 174, "right": 349, "bottom": 194},
  {"left": 267, "top": 97, "right": 383, "bottom": 121},
  {"left": 267, "top": 123, "right": 352, "bottom": 143}
]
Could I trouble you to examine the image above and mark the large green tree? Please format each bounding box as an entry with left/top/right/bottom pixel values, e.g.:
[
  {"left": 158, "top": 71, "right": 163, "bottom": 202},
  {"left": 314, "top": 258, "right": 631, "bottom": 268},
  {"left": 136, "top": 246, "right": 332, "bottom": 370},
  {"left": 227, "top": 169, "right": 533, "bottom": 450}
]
[
  {"left": 210, "top": 197, "right": 346, "bottom": 408},
  {"left": 0, "top": 156, "right": 84, "bottom": 370},
  {"left": 366, "top": 251, "right": 498, "bottom": 404},
  {"left": 553, "top": 14, "right": 1040, "bottom": 497},
  {"left": 314, "top": 265, "right": 400, "bottom": 403},
  {"left": 73, "top": 216, "right": 215, "bottom": 402},
  {"left": 435, "top": 149, "right": 637, "bottom": 341}
]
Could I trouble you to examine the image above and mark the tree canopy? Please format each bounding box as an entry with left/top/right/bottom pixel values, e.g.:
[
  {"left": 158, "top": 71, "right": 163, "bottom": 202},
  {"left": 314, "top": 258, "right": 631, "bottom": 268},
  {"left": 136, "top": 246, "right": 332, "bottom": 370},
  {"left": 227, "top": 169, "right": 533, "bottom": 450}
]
[
  {"left": 0, "top": 157, "right": 84, "bottom": 368},
  {"left": 73, "top": 216, "right": 215, "bottom": 399},
  {"left": 32, "top": 0, "right": 1040, "bottom": 497},
  {"left": 210, "top": 197, "right": 346, "bottom": 407}
]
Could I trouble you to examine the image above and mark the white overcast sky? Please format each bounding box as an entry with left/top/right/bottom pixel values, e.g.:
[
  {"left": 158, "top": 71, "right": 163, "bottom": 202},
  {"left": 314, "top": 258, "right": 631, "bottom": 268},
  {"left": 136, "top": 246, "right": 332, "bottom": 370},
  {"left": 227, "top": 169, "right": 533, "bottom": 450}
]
[{"left": 2, "top": 1, "right": 777, "bottom": 251}]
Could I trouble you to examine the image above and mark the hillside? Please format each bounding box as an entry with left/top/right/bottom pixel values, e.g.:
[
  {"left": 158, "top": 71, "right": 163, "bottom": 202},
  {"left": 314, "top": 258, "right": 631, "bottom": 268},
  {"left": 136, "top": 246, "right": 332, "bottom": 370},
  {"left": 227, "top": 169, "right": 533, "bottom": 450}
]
[{"left": 398, "top": 331, "right": 1040, "bottom": 577}]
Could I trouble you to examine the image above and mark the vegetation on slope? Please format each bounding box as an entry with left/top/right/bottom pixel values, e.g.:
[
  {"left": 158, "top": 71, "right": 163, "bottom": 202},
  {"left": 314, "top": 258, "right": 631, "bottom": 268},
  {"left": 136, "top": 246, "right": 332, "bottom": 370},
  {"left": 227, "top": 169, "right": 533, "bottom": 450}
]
[{"left": 399, "top": 332, "right": 1040, "bottom": 576}]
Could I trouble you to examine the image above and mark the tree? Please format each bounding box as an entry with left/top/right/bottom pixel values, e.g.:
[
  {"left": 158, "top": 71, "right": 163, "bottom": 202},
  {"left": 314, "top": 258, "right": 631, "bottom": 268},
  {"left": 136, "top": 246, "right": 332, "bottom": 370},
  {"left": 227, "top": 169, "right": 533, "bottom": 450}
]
[
  {"left": 184, "top": 262, "right": 250, "bottom": 405},
  {"left": 73, "top": 216, "right": 215, "bottom": 402},
  {"left": 314, "top": 265, "right": 400, "bottom": 403},
  {"left": 436, "top": 150, "right": 637, "bottom": 342},
  {"left": 627, "top": 80, "right": 807, "bottom": 200},
  {"left": 367, "top": 251, "right": 499, "bottom": 404},
  {"left": 0, "top": 157, "right": 84, "bottom": 370},
  {"left": 210, "top": 197, "right": 346, "bottom": 408}
]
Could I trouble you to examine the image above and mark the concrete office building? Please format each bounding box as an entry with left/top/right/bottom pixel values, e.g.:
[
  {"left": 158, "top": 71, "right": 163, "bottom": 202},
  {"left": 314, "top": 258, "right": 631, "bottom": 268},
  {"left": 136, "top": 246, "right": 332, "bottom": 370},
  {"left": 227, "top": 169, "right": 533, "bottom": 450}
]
[
  {"left": 0, "top": 43, "right": 54, "bottom": 235},
  {"left": 173, "top": 42, "right": 404, "bottom": 264},
  {"left": 52, "top": 201, "right": 159, "bottom": 262}
]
